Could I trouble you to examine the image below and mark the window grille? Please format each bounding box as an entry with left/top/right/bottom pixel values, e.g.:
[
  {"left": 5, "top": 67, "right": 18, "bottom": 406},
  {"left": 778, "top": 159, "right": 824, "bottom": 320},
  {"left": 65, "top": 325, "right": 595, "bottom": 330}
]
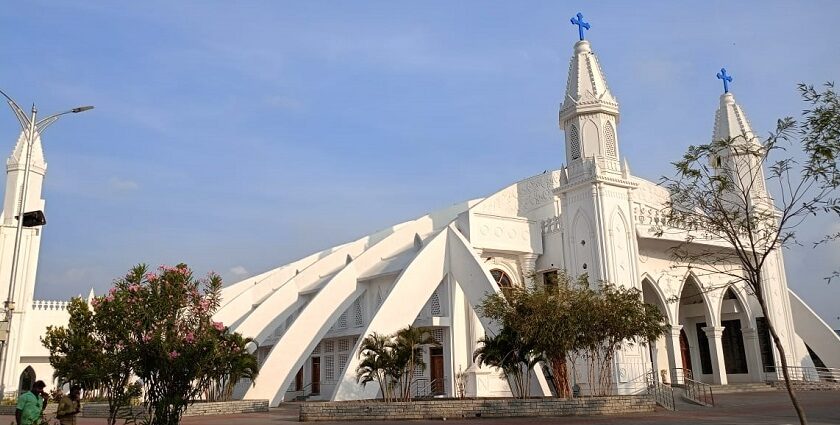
[
  {"left": 431, "top": 329, "right": 445, "bottom": 345},
  {"left": 605, "top": 121, "right": 617, "bottom": 158},
  {"left": 312, "top": 342, "right": 321, "bottom": 354},
  {"left": 325, "top": 355, "right": 335, "bottom": 381},
  {"left": 337, "top": 311, "right": 347, "bottom": 329},
  {"left": 430, "top": 291, "right": 442, "bottom": 316},
  {"left": 338, "top": 354, "right": 349, "bottom": 375},
  {"left": 338, "top": 338, "right": 350, "bottom": 353},
  {"left": 324, "top": 340, "right": 334, "bottom": 353},
  {"left": 353, "top": 298, "right": 364, "bottom": 327},
  {"left": 569, "top": 125, "right": 581, "bottom": 160}
]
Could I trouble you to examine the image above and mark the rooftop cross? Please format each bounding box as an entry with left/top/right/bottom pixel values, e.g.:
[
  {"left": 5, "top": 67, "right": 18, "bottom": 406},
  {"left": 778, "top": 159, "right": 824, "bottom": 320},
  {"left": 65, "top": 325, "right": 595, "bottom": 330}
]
[
  {"left": 570, "top": 12, "right": 590, "bottom": 41},
  {"left": 716, "top": 67, "right": 733, "bottom": 94}
]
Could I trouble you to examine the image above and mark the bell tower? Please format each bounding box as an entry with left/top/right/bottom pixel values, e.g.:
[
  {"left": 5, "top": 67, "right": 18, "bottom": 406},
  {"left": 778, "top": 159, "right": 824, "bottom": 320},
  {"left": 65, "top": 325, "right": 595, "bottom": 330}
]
[{"left": 555, "top": 13, "right": 640, "bottom": 289}]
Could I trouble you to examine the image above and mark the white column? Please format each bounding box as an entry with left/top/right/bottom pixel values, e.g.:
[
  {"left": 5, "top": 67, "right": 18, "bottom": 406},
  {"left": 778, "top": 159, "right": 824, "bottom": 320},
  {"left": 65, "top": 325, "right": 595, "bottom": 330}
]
[
  {"left": 741, "top": 327, "right": 765, "bottom": 382},
  {"left": 665, "top": 325, "right": 684, "bottom": 384},
  {"left": 519, "top": 253, "right": 539, "bottom": 287},
  {"left": 703, "top": 326, "right": 728, "bottom": 385}
]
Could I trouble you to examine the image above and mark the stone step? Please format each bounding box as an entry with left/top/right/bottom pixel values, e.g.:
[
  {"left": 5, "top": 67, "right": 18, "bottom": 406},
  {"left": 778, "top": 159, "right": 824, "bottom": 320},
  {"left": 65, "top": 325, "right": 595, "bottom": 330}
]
[{"left": 709, "top": 383, "right": 775, "bottom": 393}]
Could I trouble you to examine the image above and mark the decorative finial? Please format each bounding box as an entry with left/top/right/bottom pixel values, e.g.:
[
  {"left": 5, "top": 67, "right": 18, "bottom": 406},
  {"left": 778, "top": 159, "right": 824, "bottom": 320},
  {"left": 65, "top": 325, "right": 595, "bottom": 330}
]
[
  {"left": 716, "top": 68, "right": 733, "bottom": 94},
  {"left": 570, "top": 12, "right": 591, "bottom": 41}
]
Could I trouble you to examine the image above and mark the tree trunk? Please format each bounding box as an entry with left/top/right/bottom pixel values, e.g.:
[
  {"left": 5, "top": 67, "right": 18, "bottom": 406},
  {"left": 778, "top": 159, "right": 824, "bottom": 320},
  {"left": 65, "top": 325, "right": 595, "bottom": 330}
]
[
  {"left": 548, "top": 353, "right": 571, "bottom": 398},
  {"left": 756, "top": 289, "right": 808, "bottom": 425}
]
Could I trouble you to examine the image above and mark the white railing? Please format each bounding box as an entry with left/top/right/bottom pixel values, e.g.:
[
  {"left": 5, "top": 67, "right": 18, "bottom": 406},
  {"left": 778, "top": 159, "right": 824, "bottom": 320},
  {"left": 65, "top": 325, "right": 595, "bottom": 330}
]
[{"left": 31, "top": 300, "right": 69, "bottom": 311}]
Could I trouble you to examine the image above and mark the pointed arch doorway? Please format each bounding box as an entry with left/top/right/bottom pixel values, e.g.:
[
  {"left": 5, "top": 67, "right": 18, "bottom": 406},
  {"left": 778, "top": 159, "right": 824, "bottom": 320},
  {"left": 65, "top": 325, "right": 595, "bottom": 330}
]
[{"left": 19, "top": 366, "right": 35, "bottom": 392}]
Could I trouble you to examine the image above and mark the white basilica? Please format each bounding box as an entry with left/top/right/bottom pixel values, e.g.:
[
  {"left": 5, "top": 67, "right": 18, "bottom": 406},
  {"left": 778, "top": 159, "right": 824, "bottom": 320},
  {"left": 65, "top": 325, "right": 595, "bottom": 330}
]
[{"left": 1, "top": 29, "right": 838, "bottom": 404}]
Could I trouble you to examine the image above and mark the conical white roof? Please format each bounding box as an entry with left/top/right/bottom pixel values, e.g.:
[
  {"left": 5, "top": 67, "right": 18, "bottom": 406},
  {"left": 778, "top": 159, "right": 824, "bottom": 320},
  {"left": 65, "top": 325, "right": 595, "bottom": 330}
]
[
  {"left": 712, "top": 92, "right": 756, "bottom": 143},
  {"left": 559, "top": 40, "right": 619, "bottom": 121}
]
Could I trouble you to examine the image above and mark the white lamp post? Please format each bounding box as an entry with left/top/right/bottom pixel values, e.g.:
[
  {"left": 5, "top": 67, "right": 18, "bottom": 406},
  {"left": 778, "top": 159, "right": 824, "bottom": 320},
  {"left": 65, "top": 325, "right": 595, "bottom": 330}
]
[{"left": 0, "top": 88, "right": 93, "bottom": 396}]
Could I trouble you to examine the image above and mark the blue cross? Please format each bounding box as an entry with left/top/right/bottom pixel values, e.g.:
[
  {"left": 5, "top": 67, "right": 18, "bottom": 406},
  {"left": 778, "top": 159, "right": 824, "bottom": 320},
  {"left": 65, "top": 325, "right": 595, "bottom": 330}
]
[
  {"left": 716, "top": 68, "right": 733, "bottom": 94},
  {"left": 570, "top": 12, "right": 590, "bottom": 41}
]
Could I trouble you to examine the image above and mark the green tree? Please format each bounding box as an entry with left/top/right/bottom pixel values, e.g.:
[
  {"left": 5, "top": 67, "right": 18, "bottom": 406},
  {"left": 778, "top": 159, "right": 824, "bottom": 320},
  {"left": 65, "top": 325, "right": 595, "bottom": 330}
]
[
  {"left": 473, "top": 328, "right": 542, "bottom": 398},
  {"left": 479, "top": 272, "right": 666, "bottom": 397},
  {"left": 43, "top": 298, "right": 135, "bottom": 425},
  {"left": 392, "top": 326, "right": 437, "bottom": 401},
  {"left": 43, "top": 264, "right": 259, "bottom": 425},
  {"left": 658, "top": 83, "right": 839, "bottom": 425},
  {"left": 356, "top": 332, "right": 398, "bottom": 401},
  {"left": 355, "top": 326, "right": 436, "bottom": 401}
]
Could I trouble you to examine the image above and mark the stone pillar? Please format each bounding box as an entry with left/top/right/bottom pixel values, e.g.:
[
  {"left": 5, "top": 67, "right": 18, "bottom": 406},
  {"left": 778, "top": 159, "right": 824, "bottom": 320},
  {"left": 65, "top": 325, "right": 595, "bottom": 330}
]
[
  {"left": 741, "top": 327, "right": 765, "bottom": 382},
  {"left": 519, "top": 253, "right": 539, "bottom": 287},
  {"left": 703, "top": 326, "right": 728, "bottom": 385},
  {"left": 665, "top": 325, "right": 684, "bottom": 384}
]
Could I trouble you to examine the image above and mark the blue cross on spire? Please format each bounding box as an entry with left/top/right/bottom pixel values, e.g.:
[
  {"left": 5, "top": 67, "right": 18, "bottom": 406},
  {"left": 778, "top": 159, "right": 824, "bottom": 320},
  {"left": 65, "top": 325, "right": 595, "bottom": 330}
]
[
  {"left": 570, "top": 12, "right": 590, "bottom": 41},
  {"left": 716, "top": 68, "right": 733, "bottom": 94}
]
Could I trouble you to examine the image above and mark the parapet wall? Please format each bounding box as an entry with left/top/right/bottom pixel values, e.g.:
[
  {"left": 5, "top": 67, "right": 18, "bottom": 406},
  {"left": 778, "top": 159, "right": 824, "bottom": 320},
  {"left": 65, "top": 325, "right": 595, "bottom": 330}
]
[{"left": 299, "top": 395, "right": 653, "bottom": 421}]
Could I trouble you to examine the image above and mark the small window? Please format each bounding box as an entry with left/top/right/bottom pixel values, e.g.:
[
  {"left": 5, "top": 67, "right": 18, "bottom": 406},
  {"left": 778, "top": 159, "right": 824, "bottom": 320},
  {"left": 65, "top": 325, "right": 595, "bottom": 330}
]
[
  {"left": 490, "top": 269, "right": 513, "bottom": 290},
  {"left": 605, "top": 122, "right": 617, "bottom": 158},
  {"left": 569, "top": 125, "right": 581, "bottom": 160},
  {"left": 543, "top": 271, "right": 560, "bottom": 290}
]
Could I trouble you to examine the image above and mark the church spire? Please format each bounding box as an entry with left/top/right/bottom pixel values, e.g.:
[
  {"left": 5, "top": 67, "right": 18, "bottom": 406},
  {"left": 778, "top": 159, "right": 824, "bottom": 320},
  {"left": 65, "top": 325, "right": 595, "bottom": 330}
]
[
  {"left": 712, "top": 69, "right": 756, "bottom": 143},
  {"left": 710, "top": 67, "right": 768, "bottom": 197},
  {"left": 559, "top": 13, "right": 621, "bottom": 165}
]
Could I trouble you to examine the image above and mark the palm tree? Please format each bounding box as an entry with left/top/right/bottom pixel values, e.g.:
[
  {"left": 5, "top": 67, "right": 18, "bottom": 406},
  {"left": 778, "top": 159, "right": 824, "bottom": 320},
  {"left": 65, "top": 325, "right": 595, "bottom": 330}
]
[
  {"left": 392, "top": 326, "right": 437, "bottom": 401},
  {"left": 356, "top": 333, "right": 397, "bottom": 401},
  {"left": 473, "top": 329, "right": 540, "bottom": 399}
]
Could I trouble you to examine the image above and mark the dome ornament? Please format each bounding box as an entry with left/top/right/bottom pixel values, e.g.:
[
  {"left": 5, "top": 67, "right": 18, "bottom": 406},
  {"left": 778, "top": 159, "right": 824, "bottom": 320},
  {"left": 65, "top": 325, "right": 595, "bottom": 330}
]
[
  {"left": 570, "top": 12, "right": 591, "bottom": 41},
  {"left": 716, "top": 67, "right": 733, "bottom": 94}
]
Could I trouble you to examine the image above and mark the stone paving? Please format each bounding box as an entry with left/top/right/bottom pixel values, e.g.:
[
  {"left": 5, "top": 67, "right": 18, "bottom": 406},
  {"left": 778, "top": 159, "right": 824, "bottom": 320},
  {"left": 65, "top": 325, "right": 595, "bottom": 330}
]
[{"left": 2, "top": 390, "right": 838, "bottom": 424}]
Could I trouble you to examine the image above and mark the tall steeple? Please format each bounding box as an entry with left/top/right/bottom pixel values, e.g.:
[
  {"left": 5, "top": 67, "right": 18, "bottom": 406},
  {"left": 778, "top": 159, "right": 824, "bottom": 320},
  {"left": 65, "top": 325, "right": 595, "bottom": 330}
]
[
  {"left": 555, "top": 13, "right": 638, "bottom": 291},
  {"left": 710, "top": 68, "right": 768, "bottom": 197},
  {"left": 558, "top": 18, "right": 620, "bottom": 166}
]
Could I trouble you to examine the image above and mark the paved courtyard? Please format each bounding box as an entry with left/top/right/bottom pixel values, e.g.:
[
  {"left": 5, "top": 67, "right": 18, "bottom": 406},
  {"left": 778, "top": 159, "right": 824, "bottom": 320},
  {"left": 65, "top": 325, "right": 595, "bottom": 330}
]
[{"left": 3, "top": 391, "right": 838, "bottom": 424}]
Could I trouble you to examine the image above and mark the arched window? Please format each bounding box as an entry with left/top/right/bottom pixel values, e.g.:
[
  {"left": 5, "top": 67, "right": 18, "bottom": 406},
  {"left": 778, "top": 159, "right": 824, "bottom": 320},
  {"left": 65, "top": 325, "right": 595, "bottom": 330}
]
[
  {"left": 490, "top": 269, "right": 513, "bottom": 289},
  {"left": 605, "top": 121, "right": 617, "bottom": 158},
  {"left": 19, "top": 366, "right": 35, "bottom": 392},
  {"left": 569, "top": 125, "right": 581, "bottom": 160}
]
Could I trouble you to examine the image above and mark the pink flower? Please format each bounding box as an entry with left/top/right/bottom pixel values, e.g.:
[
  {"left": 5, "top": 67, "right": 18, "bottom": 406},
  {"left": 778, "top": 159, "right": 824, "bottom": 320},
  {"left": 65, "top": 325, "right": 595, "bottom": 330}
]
[
  {"left": 145, "top": 272, "right": 157, "bottom": 282},
  {"left": 108, "top": 287, "right": 117, "bottom": 296},
  {"left": 199, "top": 300, "right": 210, "bottom": 311},
  {"left": 212, "top": 321, "right": 224, "bottom": 331},
  {"left": 142, "top": 333, "right": 152, "bottom": 342},
  {"left": 169, "top": 351, "right": 180, "bottom": 360},
  {"left": 105, "top": 295, "right": 114, "bottom": 303},
  {"left": 128, "top": 284, "right": 140, "bottom": 292},
  {"left": 90, "top": 298, "right": 100, "bottom": 308},
  {"left": 184, "top": 332, "right": 195, "bottom": 344}
]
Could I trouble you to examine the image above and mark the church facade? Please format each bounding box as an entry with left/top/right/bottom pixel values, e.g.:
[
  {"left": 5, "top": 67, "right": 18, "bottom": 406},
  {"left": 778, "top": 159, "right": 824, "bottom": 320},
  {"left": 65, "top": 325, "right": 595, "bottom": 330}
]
[{"left": 1, "top": 27, "right": 839, "bottom": 404}]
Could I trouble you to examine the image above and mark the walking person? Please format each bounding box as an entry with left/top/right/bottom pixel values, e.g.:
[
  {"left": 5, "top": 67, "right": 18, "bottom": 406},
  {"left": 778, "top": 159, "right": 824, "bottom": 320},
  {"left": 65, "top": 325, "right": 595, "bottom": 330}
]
[
  {"left": 56, "top": 385, "right": 82, "bottom": 425},
  {"left": 15, "top": 380, "right": 46, "bottom": 425}
]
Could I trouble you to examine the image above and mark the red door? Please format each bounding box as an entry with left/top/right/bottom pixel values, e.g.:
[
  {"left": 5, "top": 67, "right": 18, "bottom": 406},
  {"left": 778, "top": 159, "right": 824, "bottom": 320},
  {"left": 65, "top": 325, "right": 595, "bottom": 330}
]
[
  {"left": 311, "top": 357, "right": 321, "bottom": 395},
  {"left": 679, "top": 329, "right": 693, "bottom": 377},
  {"left": 430, "top": 347, "right": 444, "bottom": 395}
]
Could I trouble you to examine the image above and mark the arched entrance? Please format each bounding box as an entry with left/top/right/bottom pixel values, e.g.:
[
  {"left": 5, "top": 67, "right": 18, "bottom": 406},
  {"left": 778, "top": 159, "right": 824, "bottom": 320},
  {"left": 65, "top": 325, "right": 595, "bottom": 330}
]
[
  {"left": 641, "top": 278, "right": 670, "bottom": 382},
  {"left": 718, "top": 287, "right": 761, "bottom": 383},
  {"left": 676, "top": 275, "right": 720, "bottom": 383},
  {"left": 18, "top": 366, "right": 35, "bottom": 392}
]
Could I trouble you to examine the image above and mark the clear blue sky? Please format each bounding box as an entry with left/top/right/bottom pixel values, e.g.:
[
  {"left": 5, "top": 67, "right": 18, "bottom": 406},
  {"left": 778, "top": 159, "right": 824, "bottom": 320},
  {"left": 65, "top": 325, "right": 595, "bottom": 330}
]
[{"left": 1, "top": 1, "right": 838, "bottom": 326}]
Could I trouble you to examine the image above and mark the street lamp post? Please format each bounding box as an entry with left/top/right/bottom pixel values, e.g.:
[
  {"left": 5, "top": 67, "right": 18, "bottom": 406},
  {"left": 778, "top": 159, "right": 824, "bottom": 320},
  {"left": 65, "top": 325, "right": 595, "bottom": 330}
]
[{"left": 0, "top": 88, "right": 92, "bottom": 396}]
